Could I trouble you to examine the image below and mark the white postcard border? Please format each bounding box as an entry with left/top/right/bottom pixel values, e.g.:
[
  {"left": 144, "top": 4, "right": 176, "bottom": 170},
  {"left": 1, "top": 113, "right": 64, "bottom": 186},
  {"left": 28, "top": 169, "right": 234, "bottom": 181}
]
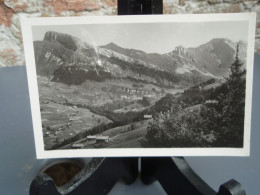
[{"left": 21, "top": 13, "right": 256, "bottom": 159}]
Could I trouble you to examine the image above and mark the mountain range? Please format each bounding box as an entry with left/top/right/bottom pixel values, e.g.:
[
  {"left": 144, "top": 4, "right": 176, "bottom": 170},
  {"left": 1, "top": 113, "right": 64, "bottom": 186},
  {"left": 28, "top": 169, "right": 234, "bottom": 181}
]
[{"left": 33, "top": 31, "right": 247, "bottom": 87}]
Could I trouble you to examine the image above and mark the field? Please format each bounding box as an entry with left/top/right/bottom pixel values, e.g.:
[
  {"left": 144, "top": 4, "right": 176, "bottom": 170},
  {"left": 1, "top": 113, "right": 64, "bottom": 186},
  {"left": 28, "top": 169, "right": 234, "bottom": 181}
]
[
  {"left": 37, "top": 76, "right": 183, "bottom": 149},
  {"left": 61, "top": 120, "right": 150, "bottom": 149}
]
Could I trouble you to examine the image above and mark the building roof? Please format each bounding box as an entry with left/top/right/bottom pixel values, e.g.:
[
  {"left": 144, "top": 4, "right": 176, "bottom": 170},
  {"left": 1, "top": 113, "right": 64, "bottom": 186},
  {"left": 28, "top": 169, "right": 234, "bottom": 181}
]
[
  {"left": 72, "top": 144, "right": 84, "bottom": 147},
  {"left": 96, "top": 136, "right": 109, "bottom": 140},
  {"left": 144, "top": 114, "right": 152, "bottom": 118},
  {"left": 87, "top": 135, "right": 96, "bottom": 139}
]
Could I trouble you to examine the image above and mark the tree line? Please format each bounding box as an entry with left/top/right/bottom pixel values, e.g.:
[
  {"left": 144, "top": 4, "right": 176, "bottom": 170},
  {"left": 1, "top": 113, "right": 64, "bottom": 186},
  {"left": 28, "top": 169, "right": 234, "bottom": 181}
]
[{"left": 144, "top": 47, "right": 246, "bottom": 148}]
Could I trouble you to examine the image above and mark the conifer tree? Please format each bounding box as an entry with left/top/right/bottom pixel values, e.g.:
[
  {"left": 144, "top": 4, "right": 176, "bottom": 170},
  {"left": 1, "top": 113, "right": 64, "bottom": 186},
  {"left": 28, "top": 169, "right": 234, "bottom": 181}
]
[
  {"left": 218, "top": 44, "right": 246, "bottom": 146},
  {"left": 144, "top": 45, "right": 246, "bottom": 148}
]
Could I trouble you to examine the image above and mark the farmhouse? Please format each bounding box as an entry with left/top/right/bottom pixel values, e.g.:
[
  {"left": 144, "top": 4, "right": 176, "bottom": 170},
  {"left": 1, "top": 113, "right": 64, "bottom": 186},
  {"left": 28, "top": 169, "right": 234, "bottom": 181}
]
[
  {"left": 129, "top": 89, "right": 137, "bottom": 94},
  {"left": 87, "top": 135, "right": 110, "bottom": 143},
  {"left": 87, "top": 135, "right": 96, "bottom": 140},
  {"left": 144, "top": 114, "right": 152, "bottom": 119},
  {"left": 96, "top": 136, "right": 110, "bottom": 143},
  {"left": 45, "top": 131, "right": 51, "bottom": 137},
  {"left": 205, "top": 100, "right": 218, "bottom": 104}
]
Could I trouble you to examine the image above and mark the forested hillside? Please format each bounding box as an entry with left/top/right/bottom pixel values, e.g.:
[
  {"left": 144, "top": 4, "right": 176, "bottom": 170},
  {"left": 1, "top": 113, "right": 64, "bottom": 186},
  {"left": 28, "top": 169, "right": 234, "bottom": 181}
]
[{"left": 144, "top": 48, "right": 246, "bottom": 148}]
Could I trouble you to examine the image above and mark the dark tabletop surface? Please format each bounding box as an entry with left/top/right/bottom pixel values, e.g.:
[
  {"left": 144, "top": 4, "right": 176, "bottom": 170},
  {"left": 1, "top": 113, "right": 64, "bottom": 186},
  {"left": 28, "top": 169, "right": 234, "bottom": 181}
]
[{"left": 0, "top": 54, "right": 259, "bottom": 195}]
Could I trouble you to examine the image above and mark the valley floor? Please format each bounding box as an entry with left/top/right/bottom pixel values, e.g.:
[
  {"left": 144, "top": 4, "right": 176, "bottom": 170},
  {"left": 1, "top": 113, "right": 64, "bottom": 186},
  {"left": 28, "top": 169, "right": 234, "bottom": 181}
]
[{"left": 38, "top": 76, "right": 183, "bottom": 150}]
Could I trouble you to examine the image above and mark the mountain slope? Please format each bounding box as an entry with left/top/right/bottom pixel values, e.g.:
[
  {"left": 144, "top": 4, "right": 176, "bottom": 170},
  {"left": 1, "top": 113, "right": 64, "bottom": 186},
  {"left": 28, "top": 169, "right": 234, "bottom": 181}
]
[
  {"left": 103, "top": 39, "right": 246, "bottom": 78},
  {"left": 33, "top": 31, "right": 247, "bottom": 88},
  {"left": 101, "top": 42, "right": 178, "bottom": 74},
  {"left": 167, "top": 38, "right": 247, "bottom": 77}
]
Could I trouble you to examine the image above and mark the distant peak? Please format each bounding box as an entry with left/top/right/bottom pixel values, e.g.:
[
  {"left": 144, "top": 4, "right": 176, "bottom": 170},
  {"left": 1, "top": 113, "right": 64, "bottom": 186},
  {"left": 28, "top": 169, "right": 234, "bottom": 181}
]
[
  {"left": 43, "top": 31, "right": 77, "bottom": 42},
  {"left": 209, "top": 38, "right": 233, "bottom": 44},
  {"left": 43, "top": 31, "right": 79, "bottom": 51},
  {"left": 107, "top": 42, "right": 117, "bottom": 46},
  {"left": 211, "top": 38, "right": 226, "bottom": 41},
  {"left": 175, "top": 45, "right": 185, "bottom": 49},
  {"left": 104, "top": 42, "right": 121, "bottom": 48},
  {"left": 44, "top": 31, "right": 62, "bottom": 40},
  {"left": 173, "top": 45, "right": 188, "bottom": 53}
]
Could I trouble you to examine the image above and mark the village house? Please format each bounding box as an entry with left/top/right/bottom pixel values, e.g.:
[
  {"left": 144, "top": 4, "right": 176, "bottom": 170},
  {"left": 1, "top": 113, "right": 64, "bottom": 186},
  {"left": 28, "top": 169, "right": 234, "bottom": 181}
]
[
  {"left": 96, "top": 136, "right": 110, "bottom": 143},
  {"left": 129, "top": 89, "right": 137, "bottom": 94},
  {"left": 144, "top": 114, "right": 152, "bottom": 119},
  {"left": 87, "top": 135, "right": 110, "bottom": 143},
  {"left": 44, "top": 131, "right": 51, "bottom": 137},
  {"left": 87, "top": 135, "right": 96, "bottom": 141},
  {"left": 205, "top": 100, "right": 218, "bottom": 104}
]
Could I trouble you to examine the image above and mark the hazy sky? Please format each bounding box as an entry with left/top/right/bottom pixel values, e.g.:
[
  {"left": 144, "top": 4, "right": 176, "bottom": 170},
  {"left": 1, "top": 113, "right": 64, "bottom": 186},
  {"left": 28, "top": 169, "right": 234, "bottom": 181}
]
[{"left": 32, "top": 21, "right": 248, "bottom": 54}]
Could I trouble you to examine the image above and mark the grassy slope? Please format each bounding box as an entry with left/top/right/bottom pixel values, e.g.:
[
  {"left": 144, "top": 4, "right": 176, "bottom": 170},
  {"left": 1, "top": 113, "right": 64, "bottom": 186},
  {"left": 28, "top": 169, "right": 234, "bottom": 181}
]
[{"left": 37, "top": 75, "right": 186, "bottom": 149}]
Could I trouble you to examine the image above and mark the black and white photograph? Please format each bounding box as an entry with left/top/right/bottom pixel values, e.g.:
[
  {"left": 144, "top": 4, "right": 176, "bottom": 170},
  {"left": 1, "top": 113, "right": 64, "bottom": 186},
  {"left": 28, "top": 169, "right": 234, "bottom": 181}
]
[{"left": 21, "top": 14, "right": 256, "bottom": 158}]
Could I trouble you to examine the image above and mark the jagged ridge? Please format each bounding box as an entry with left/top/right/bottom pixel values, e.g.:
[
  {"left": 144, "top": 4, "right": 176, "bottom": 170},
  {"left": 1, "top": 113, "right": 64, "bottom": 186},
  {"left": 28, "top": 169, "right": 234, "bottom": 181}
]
[{"left": 33, "top": 31, "right": 247, "bottom": 87}]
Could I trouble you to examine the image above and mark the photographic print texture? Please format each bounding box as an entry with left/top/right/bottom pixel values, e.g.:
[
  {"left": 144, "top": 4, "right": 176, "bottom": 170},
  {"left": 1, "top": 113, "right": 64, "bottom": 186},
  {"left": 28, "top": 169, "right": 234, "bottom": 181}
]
[{"left": 21, "top": 14, "right": 256, "bottom": 158}]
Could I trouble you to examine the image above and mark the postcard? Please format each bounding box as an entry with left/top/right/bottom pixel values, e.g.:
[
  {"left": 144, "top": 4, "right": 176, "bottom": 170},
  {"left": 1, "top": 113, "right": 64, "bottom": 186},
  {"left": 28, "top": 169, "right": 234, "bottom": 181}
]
[{"left": 21, "top": 13, "right": 256, "bottom": 158}]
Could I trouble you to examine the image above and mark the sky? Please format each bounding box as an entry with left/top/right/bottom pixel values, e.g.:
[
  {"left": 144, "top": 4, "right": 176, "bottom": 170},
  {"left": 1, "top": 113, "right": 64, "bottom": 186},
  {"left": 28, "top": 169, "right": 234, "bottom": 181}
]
[{"left": 32, "top": 21, "right": 249, "bottom": 54}]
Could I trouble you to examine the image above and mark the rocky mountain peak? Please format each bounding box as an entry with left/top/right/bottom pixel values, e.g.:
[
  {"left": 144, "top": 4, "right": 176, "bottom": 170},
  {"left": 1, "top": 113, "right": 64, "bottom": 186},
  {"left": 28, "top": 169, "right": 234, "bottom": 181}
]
[
  {"left": 102, "top": 42, "right": 123, "bottom": 51},
  {"left": 174, "top": 45, "right": 189, "bottom": 54},
  {"left": 34, "top": 31, "right": 247, "bottom": 87},
  {"left": 44, "top": 31, "right": 94, "bottom": 51},
  {"left": 168, "top": 45, "right": 194, "bottom": 62},
  {"left": 106, "top": 42, "right": 119, "bottom": 47},
  {"left": 44, "top": 31, "right": 60, "bottom": 41},
  {"left": 44, "top": 31, "right": 79, "bottom": 51},
  {"left": 202, "top": 38, "right": 236, "bottom": 51}
]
